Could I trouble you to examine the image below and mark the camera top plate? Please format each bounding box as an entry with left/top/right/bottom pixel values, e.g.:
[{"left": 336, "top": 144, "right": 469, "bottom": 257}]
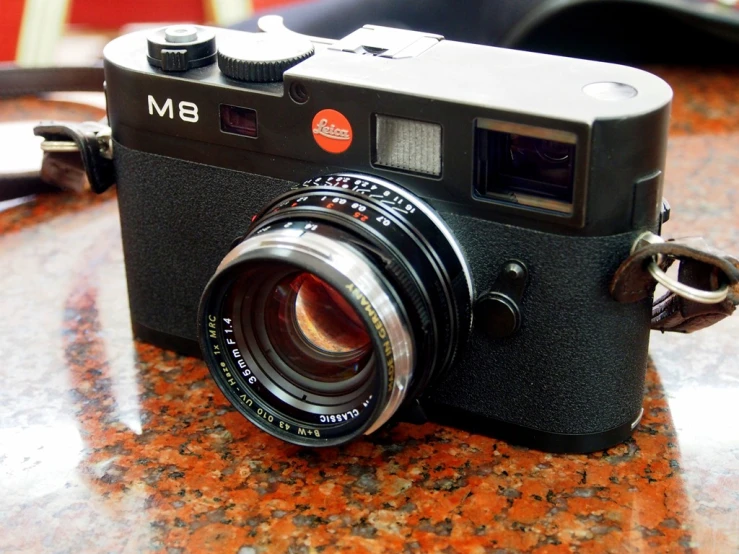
[
  {"left": 106, "top": 22, "right": 671, "bottom": 124},
  {"left": 102, "top": 21, "right": 672, "bottom": 237}
]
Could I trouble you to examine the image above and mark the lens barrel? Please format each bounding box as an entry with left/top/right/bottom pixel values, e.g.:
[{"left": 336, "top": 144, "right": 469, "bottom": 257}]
[{"left": 198, "top": 173, "right": 472, "bottom": 446}]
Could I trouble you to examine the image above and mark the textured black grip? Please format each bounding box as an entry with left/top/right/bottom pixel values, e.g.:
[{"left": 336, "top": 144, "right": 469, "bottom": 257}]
[
  {"left": 116, "top": 142, "right": 651, "bottom": 438},
  {"left": 115, "top": 142, "right": 294, "bottom": 342},
  {"left": 426, "top": 211, "right": 651, "bottom": 435}
]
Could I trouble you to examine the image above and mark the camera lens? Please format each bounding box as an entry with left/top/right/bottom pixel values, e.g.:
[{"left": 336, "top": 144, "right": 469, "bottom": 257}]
[
  {"left": 291, "top": 273, "right": 369, "bottom": 360},
  {"left": 264, "top": 272, "right": 373, "bottom": 385},
  {"left": 199, "top": 173, "right": 472, "bottom": 446}
]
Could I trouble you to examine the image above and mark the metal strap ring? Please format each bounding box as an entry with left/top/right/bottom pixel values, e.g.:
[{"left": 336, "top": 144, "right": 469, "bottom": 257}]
[
  {"left": 40, "top": 140, "right": 80, "bottom": 153},
  {"left": 647, "top": 259, "right": 729, "bottom": 304}
]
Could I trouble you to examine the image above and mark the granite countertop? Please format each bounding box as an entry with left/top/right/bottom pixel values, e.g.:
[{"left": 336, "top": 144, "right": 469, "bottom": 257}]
[{"left": 1, "top": 66, "right": 737, "bottom": 553}]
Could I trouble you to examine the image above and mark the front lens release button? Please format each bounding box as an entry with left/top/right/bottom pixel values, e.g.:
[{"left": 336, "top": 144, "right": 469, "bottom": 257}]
[{"left": 476, "top": 261, "right": 528, "bottom": 339}]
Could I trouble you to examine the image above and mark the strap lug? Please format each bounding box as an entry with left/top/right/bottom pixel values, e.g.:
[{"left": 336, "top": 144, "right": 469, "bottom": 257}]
[{"left": 33, "top": 121, "right": 115, "bottom": 193}]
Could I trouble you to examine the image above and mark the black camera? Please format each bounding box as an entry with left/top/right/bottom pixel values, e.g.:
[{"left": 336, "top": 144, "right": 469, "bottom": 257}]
[{"left": 102, "top": 21, "right": 672, "bottom": 452}]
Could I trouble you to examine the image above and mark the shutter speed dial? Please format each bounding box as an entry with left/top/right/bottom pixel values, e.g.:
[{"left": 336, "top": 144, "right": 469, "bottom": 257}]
[{"left": 217, "top": 33, "right": 315, "bottom": 82}]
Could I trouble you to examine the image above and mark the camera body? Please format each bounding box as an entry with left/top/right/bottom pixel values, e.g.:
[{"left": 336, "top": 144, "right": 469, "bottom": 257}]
[{"left": 104, "top": 23, "right": 672, "bottom": 452}]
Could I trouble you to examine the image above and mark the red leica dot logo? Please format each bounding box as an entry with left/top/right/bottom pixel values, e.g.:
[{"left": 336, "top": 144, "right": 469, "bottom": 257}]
[{"left": 312, "top": 109, "right": 353, "bottom": 154}]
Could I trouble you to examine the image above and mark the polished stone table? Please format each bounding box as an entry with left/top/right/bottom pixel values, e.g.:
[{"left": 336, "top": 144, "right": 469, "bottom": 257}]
[{"left": 0, "top": 65, "right": 737, "bottom": 553}]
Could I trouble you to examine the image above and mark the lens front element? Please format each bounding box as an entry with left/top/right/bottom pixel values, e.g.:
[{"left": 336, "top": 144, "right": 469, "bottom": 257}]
[
  {"left": 289, "top": 273, "right": 371, "bottom": 365},
  {"left": 264, "top": 271, "right": 374, "bottom": 386}
]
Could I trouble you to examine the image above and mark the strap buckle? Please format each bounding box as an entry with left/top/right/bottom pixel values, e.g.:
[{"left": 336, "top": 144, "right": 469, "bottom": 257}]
[
  {"left": 34, "top": 121, "right": 115, "bottom": 194},
  {"left": 40, "top": 125, "right": 112, "bottom": 158},
  {"left": 611, "top": 232, "right": 738, "bottom": 333},
  {"left": 632, "top": 232, "right": 730, "bottom": 305}
]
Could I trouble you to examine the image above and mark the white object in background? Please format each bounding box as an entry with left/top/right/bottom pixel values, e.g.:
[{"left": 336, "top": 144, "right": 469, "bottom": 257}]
[
  {"left": 15, "top": 0, "right": 71, "bottom": 66},
  {"left": 208, "top": 0, "right": 254, "bottom": 26}
]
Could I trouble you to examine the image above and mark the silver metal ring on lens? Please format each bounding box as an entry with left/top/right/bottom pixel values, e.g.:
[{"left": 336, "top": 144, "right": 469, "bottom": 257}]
[{"left": 220, "top": 226, "right": 414, "bottom": 435}]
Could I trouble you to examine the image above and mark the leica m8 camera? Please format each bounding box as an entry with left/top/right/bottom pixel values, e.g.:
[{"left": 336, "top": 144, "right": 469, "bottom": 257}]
[{"left": 101, "top": 20, "right": 672, "bottom": 452}]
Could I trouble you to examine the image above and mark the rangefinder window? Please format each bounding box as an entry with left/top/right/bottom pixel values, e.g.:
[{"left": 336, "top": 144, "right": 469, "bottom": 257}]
[
  {"left": 474, "top": 119, "right": 576, "bottom": 215},
  {"left": 372, "top": 114, "right": 442, "bottom": 177}
]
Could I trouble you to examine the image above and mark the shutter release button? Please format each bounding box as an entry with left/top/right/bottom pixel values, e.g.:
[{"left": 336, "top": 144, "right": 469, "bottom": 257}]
[
  {"left": 164, "top": 25, "right": 199, "bottom": 43},
  {"left": 147, "top": 25, "right": 217, "bottom": 72}
]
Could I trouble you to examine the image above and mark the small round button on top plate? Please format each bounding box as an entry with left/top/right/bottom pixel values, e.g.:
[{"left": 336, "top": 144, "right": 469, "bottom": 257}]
[
  {"left": 164, "top": 25, "right": 199, "bottom": 43},
  {"left": 582, "top": 82, "right": 638, "bottom": 100},
  {"left": 218, "top": 33, "right": 315, "bottom": 82},
  {"left": 147, "top": 25, "right": 217, "bottom": 72}
]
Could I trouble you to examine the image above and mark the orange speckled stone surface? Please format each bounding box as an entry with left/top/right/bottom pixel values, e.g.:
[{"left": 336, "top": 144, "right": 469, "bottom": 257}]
[{"left": 1, "top": 66, "right": 738, "bottom": 554}]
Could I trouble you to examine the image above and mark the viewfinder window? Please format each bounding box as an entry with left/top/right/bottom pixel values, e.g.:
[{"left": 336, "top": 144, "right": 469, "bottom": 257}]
[
  {"left": 474, "top": 119, "right": 576, "bottom": 214},
  {"left": 220, "top": 104, "right": 258, "bottom": 138}
]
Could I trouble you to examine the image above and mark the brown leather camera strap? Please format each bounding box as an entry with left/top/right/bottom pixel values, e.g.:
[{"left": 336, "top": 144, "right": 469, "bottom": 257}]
[
  {"left": 611, "top": 237, "right": 739, "bottom": 333},
  {"left": 0, "top": 64, "right": 104, "bottom": 98}
]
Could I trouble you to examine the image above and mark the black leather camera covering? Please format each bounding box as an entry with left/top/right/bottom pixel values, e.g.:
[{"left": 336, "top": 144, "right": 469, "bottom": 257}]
[{"left": 115, "top": 142, "right": 650, "bottom": 446}]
